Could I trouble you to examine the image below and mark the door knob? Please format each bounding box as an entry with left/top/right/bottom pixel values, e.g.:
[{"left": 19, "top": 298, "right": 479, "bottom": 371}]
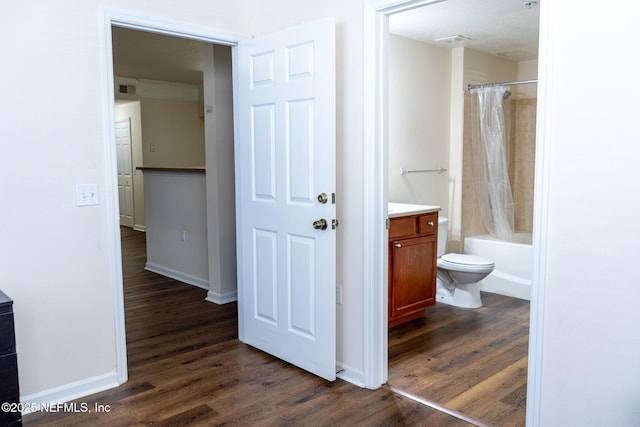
[
  {"left": 313, "top": 219, "right": 328, "bottom": 230},
  {"left": 317, "top": 193, "right": 328, "bottom": 204}
]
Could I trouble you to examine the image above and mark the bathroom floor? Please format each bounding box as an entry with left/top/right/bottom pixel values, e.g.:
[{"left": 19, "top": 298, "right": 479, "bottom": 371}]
[{"left": 388, "top": 293, "right": 530, "bottom": 427}]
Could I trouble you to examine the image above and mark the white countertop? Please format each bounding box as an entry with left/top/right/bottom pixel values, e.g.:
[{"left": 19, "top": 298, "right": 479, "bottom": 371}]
[{"left": 388, "top": 202, "right": 440, "bottom": 218}]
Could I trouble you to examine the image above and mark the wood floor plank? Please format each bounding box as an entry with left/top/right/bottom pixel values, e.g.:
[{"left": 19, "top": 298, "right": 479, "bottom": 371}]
[
  {"left": 24, "top": 227, "right": 476, "bottom": 426},
  {"left": 388, "top": 291, "right": 530, "bottom": 426}
]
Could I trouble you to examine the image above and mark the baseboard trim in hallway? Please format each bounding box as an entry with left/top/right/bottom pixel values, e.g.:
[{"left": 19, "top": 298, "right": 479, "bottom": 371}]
[{"left": 384, "top": 384, "right": 494, "bottom": 427}]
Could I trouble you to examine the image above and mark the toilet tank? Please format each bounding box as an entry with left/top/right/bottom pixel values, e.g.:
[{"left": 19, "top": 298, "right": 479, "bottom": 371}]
[{"left": 437, "top": 217, "right": 448, "bottom": 258}]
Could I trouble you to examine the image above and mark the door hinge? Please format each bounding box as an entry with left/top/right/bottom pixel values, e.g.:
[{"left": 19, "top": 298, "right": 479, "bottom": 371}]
[{"left": 386, "top": 218, "right": 390, "bottom": 230}]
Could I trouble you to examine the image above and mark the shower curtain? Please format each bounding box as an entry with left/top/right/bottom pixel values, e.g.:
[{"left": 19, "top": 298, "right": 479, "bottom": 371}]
[{"left": 470, "top": 86, "right": 514, "bottom": 241}]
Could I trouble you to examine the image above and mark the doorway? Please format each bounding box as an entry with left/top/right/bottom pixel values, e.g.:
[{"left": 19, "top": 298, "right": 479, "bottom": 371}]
[
  {"left": 104, "top": 11, "right": 339, "bottom": 386},
  {"left": 102, "top": 10, "right": 245, "bottom": 384},
  {"left": 364, "top": 0, "right": 540, "bottom": 424}
]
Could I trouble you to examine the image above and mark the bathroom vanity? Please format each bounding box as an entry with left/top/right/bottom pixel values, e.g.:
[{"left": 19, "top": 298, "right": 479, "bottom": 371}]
[{"left": 388, "top": 203, "right": 440, "bottom": 327}]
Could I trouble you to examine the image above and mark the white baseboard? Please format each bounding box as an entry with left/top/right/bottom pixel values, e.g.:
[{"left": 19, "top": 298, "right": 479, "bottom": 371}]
[
  {"left": 145, "top": 262, "right": 208, "bottom": 290},
  {"left": 206, "top": 290, "right": 237, "bottom": 304},
  {"left": 336, "top": 362, "right": 365, "bottom": 388},
  {"left": 133, "top": 224, "right": 146, "bottom": 232},
  {"left": 20, "top": 371, "right": 120, "bottom": 415}
]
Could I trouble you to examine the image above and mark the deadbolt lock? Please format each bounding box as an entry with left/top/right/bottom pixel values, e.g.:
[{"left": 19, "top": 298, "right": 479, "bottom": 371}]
[{"left": 317, "top": 193, "right": 328, "bottom": 204}]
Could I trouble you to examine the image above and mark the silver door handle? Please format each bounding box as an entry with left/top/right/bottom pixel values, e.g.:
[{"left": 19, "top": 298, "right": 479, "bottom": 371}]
[{"left": 313, "top": 219, "right": 328, "bottom": 230}]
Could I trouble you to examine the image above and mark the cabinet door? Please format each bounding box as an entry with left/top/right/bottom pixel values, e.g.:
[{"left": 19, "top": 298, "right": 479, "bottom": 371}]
[{"left": 389, "top": 234, "right": 437, "bottom": 324}]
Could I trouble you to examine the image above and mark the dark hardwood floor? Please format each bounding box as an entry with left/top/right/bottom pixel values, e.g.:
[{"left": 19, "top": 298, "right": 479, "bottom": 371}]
[
  {"left": 24, "top": 227, "right": 528, "bottom": 426},
  {"left": 388, "top": 293, "right": 529, "bottom": 426}
]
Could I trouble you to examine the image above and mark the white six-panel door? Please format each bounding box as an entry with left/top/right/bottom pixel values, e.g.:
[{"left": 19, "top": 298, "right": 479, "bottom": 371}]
[
  {"left": 115, "top": 119, "right": 134, "bottom": 228},
  {"left": 236, "top": 18, "right": 336, "bottom": 381}
]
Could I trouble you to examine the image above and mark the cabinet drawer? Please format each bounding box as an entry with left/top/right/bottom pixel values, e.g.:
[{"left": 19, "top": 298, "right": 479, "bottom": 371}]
[
  {"left": 389, "top": 216, "right": 416, "bottom": 238},
  {"left": 0, "top": 313, "right": 15, "bottom": 354},
  {"left": 418, "top": 213, "right": 438, "bottom": 235},
  {"left": 0, "top": 352, "right": 19, "bottom": 402}
]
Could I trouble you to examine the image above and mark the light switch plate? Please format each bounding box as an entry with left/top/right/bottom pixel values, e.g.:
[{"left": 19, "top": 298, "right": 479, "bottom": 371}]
[{"left": 76, "top": 184, "right": 99, "bottom": 206}]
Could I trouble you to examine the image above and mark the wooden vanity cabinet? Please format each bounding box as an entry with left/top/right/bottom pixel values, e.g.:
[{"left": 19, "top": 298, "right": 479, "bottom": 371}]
[{"left": 388, "top": 211, "right": 438, "bottom": 327}]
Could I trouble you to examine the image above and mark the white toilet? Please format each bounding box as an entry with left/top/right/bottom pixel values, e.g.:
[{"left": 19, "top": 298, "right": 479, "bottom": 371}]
[{"left": 436, "top": 218, "right": 495, "bottom": 308}]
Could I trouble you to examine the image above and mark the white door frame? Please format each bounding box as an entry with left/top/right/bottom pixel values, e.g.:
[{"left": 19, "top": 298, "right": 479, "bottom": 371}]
[
  {"left": 99, "top": 8, "right": 247, "bottom": 385},
  {"left": 363, "top": 0, "right": 553, "bottom": 425}
]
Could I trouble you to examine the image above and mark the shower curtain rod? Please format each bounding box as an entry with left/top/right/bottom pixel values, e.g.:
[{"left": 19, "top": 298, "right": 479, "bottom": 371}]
[{"left": 467, "top": 79, "right": 538, "bottom": 91}]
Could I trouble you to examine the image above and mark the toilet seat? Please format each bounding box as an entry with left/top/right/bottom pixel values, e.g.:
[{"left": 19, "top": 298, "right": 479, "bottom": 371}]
[{"left": 438, "top": 253, "right": 495, "bottom": 273}]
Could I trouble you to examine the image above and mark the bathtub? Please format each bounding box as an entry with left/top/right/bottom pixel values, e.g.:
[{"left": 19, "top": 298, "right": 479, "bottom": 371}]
[{"left": 464, "top": 233, "right": 532, "bottom": 300}]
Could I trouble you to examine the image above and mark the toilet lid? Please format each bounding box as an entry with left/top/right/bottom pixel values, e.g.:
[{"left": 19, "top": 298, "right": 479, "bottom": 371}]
[{"left": 441, "top": 253, "right": 494, "bottom": 267}]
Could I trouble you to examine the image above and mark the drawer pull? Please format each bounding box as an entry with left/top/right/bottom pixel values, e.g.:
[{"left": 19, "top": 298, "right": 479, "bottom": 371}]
[
  {"left": 394, "top": 243, "right": 402, "bottom": 248},
  {"left": 427, "top": 221, "right": 434, "bottom": 226}
]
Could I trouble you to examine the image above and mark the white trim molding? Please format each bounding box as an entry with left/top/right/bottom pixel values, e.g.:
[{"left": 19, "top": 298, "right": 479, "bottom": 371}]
[
  {"left": 145, "top": 262, "right": 209, "bottom": 290},
  {"left": 337, "top": 362, "right": 366, "bottom": 388},
  {"left": 206, "top": 290, "right": 238, "bottom": 305},
  {"left": 526, "top": 0, "right": 553, "bottom": 425},
  {"left": 99, "top": 7, "right": 129, "bottom": 387},
  {"left": 20, "top": 372, "right": 119, "bottom": 415},
  {"left": 362, "top": 0, "right": 448, "bottom": 392}
]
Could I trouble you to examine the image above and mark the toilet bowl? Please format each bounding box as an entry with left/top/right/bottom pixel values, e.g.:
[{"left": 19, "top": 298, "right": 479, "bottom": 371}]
[{"left": 436, "top": 218, "right": 495, "bottom": 308}]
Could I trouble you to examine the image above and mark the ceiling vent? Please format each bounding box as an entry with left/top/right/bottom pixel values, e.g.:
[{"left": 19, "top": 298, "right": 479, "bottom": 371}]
[
  {"left": 434, "top": 34, "right": 472, "bottom": 44},
  {"left": 117, "top": 84, "right": 137, "bottom": 95}
]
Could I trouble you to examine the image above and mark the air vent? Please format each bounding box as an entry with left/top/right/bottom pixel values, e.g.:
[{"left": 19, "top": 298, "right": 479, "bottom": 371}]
[{"left": 118, "top": 84, "right": 137, "bottom": 95}]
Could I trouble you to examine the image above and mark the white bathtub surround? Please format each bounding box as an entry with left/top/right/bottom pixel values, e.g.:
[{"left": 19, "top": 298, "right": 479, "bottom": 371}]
[{"left": 464, "top": 233, "right": 532, "bottom": 300}]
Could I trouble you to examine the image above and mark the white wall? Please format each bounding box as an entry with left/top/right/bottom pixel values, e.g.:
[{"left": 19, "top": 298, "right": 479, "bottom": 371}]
[
  {"left": 531, "top": 1, "right": 640, "bottom": 425},
  {"left": 115, "top": 78, "right": 205, "bottom": 168},
  {"left": 143, "top": 171, "right": 208, "bottom": 287},
  {"left": 140, "top": 97, "right": 205, "bottom": 167},
  {"left": 5, "top": 1, "right": 639, "bottom": 424},
  {"left": 388, "top": 35, "right": 451, "bottom": 217},
  {"left": 0, "top": 0, "right": 255, "bottom": 402},
  {"left": 0, "top": 0, "right": 368, "bottom": 402},
  {"left": 203, "top": 44, "right": 237, "bottom": 304},
  {"left": 463, "top": 48, "right": 517, "bottom": 91}
]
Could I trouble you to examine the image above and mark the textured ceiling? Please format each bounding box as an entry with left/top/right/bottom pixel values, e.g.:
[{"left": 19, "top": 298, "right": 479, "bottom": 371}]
[
  {"left": 112, "top": 26, "right": 204, "bottom": 84},
  {"left": 389, "top": 0, "right": 540, "bottom": 62},
  {"left": 111, "top": 0, "right": 540, "bottom": 84}
]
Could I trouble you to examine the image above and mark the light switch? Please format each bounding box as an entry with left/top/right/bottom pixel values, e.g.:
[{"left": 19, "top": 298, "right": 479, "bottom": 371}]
[{"left": 76, "top": 184, "right": 99, "bottom": 206}]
